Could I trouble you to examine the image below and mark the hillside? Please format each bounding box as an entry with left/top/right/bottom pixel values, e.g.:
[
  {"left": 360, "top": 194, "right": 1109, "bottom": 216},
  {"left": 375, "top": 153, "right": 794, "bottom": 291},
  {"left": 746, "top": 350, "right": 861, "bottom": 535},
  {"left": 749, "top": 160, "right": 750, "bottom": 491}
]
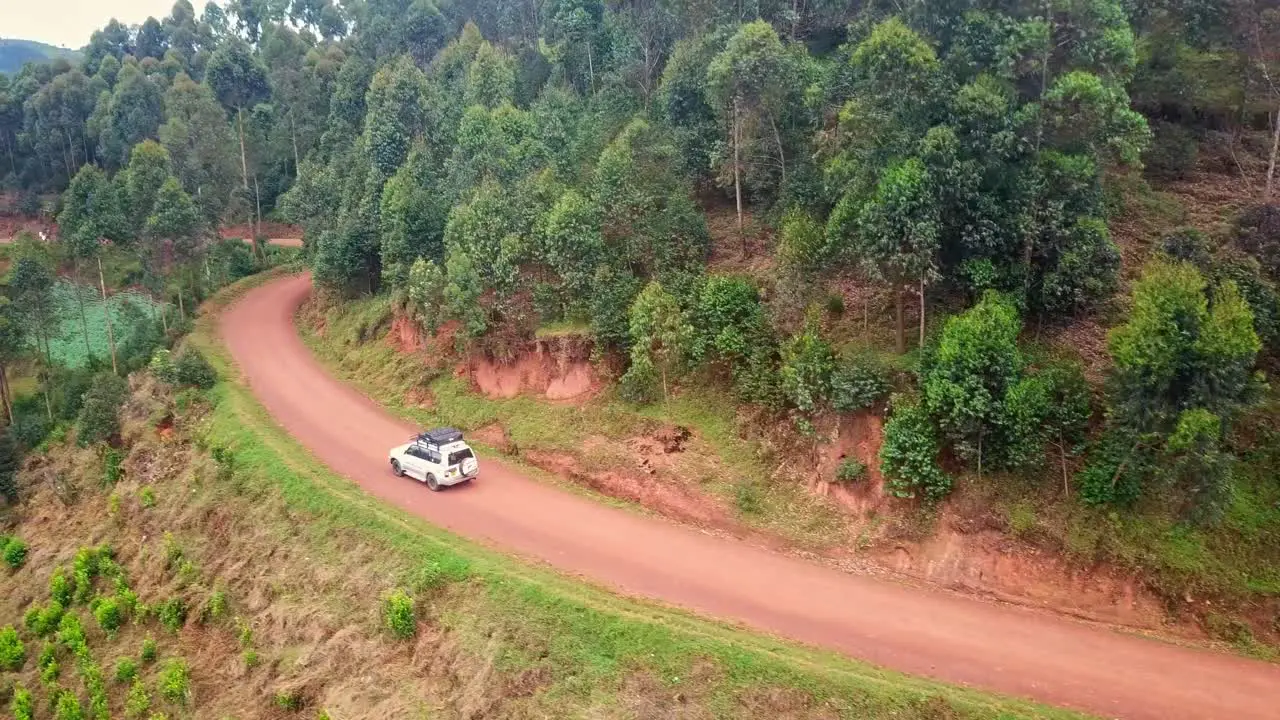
[{"left": 0, "top": 38, "right": 78, "bottom": 75}]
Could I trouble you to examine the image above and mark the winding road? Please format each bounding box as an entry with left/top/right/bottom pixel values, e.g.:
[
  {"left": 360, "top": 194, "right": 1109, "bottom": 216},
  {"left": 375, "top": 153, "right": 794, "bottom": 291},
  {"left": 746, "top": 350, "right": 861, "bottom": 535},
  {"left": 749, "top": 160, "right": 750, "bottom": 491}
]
[{"left": 221, "top": 273, "right": 1280, "bottom": 720}]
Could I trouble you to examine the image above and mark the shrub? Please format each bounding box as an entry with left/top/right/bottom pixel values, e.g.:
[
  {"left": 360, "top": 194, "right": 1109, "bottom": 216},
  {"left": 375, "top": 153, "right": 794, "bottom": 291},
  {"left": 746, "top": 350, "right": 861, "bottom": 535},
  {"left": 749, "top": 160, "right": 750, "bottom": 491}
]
[
  {"left": 734, "top": 480, "right": 762, "bottom": 515},
  {"left": 780, "top": 323, "right": 835, "bottom": 413},
  {"left": 242, "top": 649, "right": 259, "bottom": 668},
  {"left": 140, "top": 636, "right": 157, "bottom": 663},
  {"left": 56, "top": 613, "right": 87, "bottom": 656},
  {"left": 26, "top": 601, "right": 64, "bottom": 637},
  {"left": 1142, "top": 121, "right": 1198, "bottom": 181},
  {"left": 50, "top": 569, "right": 73, "bottom": 606},
  {"left": 157, "top": 598, "right": 187, "bottom": 633},
  {"left": 3, "top": 537, "right": 28, "bottom": 569},
  {"left": 1235, "top": 203, "right": 1280, "bottom": 280},
  {"left": 830, "top": 358, "right": 891, "bottom": 413},
  {"left": 11, "top": 685, "right": 34, "bottom": 720},
  {"left": 76, "top": 373, "right": 129, "bottom": 446},
  {"left": 0, "top": 626, "right": 25, "bottom": 670},
  {"left": 149, "top": 349, "right": 177, "bottom": 383},
  {"left": 157, "top": 659, "right": 190, "bottom": 704},
  {"left": 172, "top": 349, "right": 217, "bottom": 389},
  {"left": 274, "top": 691, "right": 303, "bottom": 711},
  {"left": 54, "top": 691, "right": 83, "bottom": 720},
  {"left": 102, "top": 448, "right": 124, "bottom": 486},
  {"left": 114, "top": 656, "right": 138, "bottom": 684},
  {"left": 202, "top": 590, "right": 228, "bottom": 623},
  {"left": 37, "top": 642, "right": 58, "bottom": 682},
  {"left": 94, "top": 597, "right": 123, "bottom": 636},
  {"left": 880, "top": 396, "right": 951, "bottom": 501},
  {"left": 835, "top": 459, "right": 866, "bottom": 483},
  {"left": 124, "top": 678, "right": 150, "bottom": 718},
  {"left": 139, "top": 486, "right": 156, "bottom": 508},
  {"left": 0, "top": 429, "right": 19, "bottom": 503},
  {"left": 382, "top": 589, "right": 416, "bottom": 640}
]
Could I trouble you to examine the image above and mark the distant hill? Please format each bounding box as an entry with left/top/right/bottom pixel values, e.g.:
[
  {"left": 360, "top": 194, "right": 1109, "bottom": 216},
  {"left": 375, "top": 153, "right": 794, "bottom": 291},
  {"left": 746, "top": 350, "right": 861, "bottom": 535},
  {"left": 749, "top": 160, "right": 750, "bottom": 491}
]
[{"left": 0, "top": 38, "right": 80, "bottom": 75}]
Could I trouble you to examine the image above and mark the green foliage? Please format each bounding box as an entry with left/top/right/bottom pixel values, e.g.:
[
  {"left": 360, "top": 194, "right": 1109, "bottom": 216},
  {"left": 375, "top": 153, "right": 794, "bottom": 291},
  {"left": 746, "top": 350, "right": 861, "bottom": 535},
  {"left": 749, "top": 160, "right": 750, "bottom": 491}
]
[
  {"left": 2, "top": 537, "right": 27, "bottom": 570},
  {"left": 93, "top": 597, "right": 123, "bottom": 636},
  {"left": 76, "top": 373, "right": 129, "bottom": 446},
  {"left": 139, "top": 487, "right": 156, "bottom": 509},
  {"left": 0, "top": 430, "right": 20, "bottom": 504},
  {"left": 835, "top": 459, "right": 866, "bottom": 483},
  {"left": 10, "top": 685, "right": 34, "bottom": 720},
  {"left": 25, "top": 601, "right": 64, "bottom": 638},
  {"left": 53, "top": 692, "right": 83, "bottom": 720},
  {"left": 780, "top": 323, "right": 836, "bottom": 414},
  {"left": 114, "top": 656, "right": 138, "bottom": 684},
  {"left": 830, "top": 356, "right": 892, "bottom": 413},
  {"left": 776, "top": 207, "right": 827, "bottom": 272},
  {"left": 621, "top": 283, "right": 691, "bottom": 404},
  {"left": 0, "top": 626, "right": 25, "bottom": 671},
  {"left": 124, "top": 678, "right": 150, "bottom": 718},
  {"left": 172, "top": 348, "right": 217, "bottom": 389},
  {"left": 50, "top": 570, "right": 73, "bottom": 607},
  {"left": 880, "top": 396, "right": 950, "bottom": 501},
  {"left": 275, "top": 691, "right": 304, "bottom": 711},
  {"left": 157, "top": 598, "right": 187, "bottom": 633},
  {"left": 382, "top": 589, "right": 416, "bottom": 640},
  {"left": 37, "top": 642, "right": 58, "bottom": 683},
  {"left": 139, "top": 636, "right": 157, "bottom": 664},
  {"left": 156, "top": 659, "right": 190, "bottom": 704}
]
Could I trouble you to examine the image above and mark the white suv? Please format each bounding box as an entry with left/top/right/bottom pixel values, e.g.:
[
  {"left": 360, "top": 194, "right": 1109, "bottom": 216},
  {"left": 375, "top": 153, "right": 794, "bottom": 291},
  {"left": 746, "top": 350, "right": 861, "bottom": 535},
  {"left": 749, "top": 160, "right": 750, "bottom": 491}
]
[{"left": 388, "top": 427, "right": 479, "bottom": 491}]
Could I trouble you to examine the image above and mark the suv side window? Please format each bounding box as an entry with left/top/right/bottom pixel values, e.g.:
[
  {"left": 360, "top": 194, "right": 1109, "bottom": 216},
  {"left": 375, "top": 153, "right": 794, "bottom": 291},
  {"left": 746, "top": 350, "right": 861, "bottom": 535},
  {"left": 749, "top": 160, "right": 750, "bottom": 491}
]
[
  {"left": 407, "top": 447, "right": 428, "bottom": 460},
  {"left": 427, "top": 450, "right": 441, "bottom": 464}
]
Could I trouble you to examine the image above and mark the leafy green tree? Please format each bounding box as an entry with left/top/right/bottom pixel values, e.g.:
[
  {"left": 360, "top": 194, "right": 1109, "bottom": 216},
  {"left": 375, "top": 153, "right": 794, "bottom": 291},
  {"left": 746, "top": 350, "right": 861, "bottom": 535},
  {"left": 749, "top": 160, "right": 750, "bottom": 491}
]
[
  {"left": 880, "top": 395, "right": 950, "bottom": 501},
  {"left": 204, "top": 38, "right": 270, "bottom": 190},
  {"left": 379, "top": 145, "right": 447, "bottom": 288},
  {"left": 121, "top": 140, "right": 173, "bottom": 235},
  {"left": 97, "top": 64, "right": 164, "bottom": 169},
  {"left": 76, "top": 372, "right": 129, "bottom": 446},
  {"left": 780, "top": 322, "right": 836, "bottom": 413},
  {"left": 159, "top": 73, "right": 238, "bottom": 223},
  {"left": 443, "top": 247, "right": 487, "bottom": 342},
  {"left": 539, "top": 189, "right": 603, "bottom": 298},
  {"left": 621, "top": 282, "right": 691, "bottom": 403},
  {"left": 463, "top": 42, "right": 517, "bottom": 109},
  {"left": 0, "top": 428, "right": 19, "bottom": 503},
  {"left": 9, "top": 256, "right": 59, "bottom": 420},
  {"left": 406, "top": 257, "right": 446, "bottom": 333},
  {"left": 920, "top": 291, "right": 1022, "bottom": 477},
  {"left": 145, "top": 178, "right": 203, "bottom": 317},
  {"left": 362, "top": 55, "right": 428, "bottom": 177},
  {"left": 59, "top": 164, "right": 128, "bottom": 367}
]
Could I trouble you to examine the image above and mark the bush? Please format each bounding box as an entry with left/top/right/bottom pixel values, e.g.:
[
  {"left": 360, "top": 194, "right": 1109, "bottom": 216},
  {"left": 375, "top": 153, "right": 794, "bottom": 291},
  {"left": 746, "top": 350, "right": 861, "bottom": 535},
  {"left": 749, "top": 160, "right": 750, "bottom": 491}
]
[
  {"left": 879, "top": 397, "right": 951, "bottom": 501},
  {"left": 114, "top": 656, "right": 138, "bottom": 684},
  {"left": 780, "top": 323, "right": 836, "bottom": 413},
  {"left": 172, "top": 349, "right": 217, "bottom": 389},
  {"left": 140, "top": 635, "right": 157, "bottom": 663},
  {"left": 1142, "top": 121, "right": 1198, "bottom": 181},
  {"left": 50, "top": 569, "right": 73, "bottom": 606},
  {"left": 157, "top": 598, "right": 187, "bottom": 633},
  {"left": 25, "top": 601, "right": 64, "bottom": 637},
  {"left": 124, "top": 678, "right": 150, "bottom": 718},
  {"left": 56, "top": 613, "right": 87, "bottom": 656},
  {"left": 835, "top": 459, "right": 866, "bottom": 483},
  {"left": 102, "top": 448, "right": 124, "bottom": 486},
  {"left": 157, "top": 659, "right": 190, "bottom": 704},
  {"left": 0, "top": 428, "right": 19, "bottom": 503},
  {"left": 275, "top": 691, "right": 303, "bottom": 711},
  {"left": 0, "top": 626, "right": 25, "bottom": 670},
  {"left": 139, "top": 486, "right": 156, "bottom": 508},
  {"left": 54, "top": 691, "right": 83, "bottom": 720},
  {"left": 149, "top": 349, "right": 177, "bottom": 383},
  {"left": 3, "top": 537, "right": 28, "bottom": 569},
  {"left": 830, "top": 358, "right": 891, "bottom": 413},
  {"left": 382, "top": 589, "right": 416, "bottom": 640},
  {"left": 94, "top": 597, "right": 123, "bottom": 636},
  {"left": 76, "top": 373, "right": 129, "bottom": 446},
  {"left": 202, "top": 590, "right": 228, "bottom": 623},
  {"left": 11, "top": 685, "right": 34, "bottom": 720},
  {"left": 37, "top": 642, "right": 58, "bottom": 682},
  {"left": 1234, "top": 203, "right": 1280, "bottom": 280}
]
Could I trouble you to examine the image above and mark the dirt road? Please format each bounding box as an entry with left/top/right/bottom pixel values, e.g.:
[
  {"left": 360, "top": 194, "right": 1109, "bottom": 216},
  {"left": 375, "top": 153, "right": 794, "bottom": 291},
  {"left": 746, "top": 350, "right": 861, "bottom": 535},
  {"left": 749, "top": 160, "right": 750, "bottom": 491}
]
[{"left": 221, "top": 273, "right": 1280, "bottom": 720}]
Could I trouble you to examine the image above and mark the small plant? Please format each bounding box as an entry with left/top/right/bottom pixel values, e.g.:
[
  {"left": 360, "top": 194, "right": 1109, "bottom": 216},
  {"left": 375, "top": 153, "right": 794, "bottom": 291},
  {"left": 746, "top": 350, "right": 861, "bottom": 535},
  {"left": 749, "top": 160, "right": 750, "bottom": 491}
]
[
  {"left": 11, "top": 685, "right": 34, "bottom": 720},
  {"left": 124, "top": 678, "right": 150, "bottom": 718},
  {"left": 0, "top": 626, "right": 25, "bottom": 670},
  {"left": 50, "top": 569, "right": 73, "bottom": 606},
  {"left": 157, "top": 659, "right": 190, "bottom": 704},
  {"left": 114, "top": 656, "right": 139, "bottom": 684},
  {"left": 56, "top": 613, "right": 87, "bottom": 657},
  {"left": 734, "top": 481, "right": 762, "bottom": 515},
  {"left": 54, "top": 691, "right": 84, "bottom": 720},
  {"left": 157, "top": 597, "right": 186, "bottom": 633},
  {"left": 835, "top": 459, "right": 866, "bottom": 483},
  {"left": 107, "top": 493, "right": 121, "bottom": 518},
  {"left": 236, "top": 619, "right": 253, "bottom": 648},
  {"left": 241, "top": 649, "right": 259, "bottom": 668},
  {"left": 102, "top": 448, "right": 124, "bottom": 486},
  {"left": 274, "top": 691, "right": 303, "bottom": 711},
  {"left": 139, "top": 487, "right": 156, "bottom": 508},
  {"left": 162, "top": 533, "right": 183, "bottom": 569},
  {"left": 203, "top": 590, "right": 227, "bottom": 623},
  {"left": 2, "top": 537, "right": 27, "bottom": 569},
  {"left": 38, "top": 643, "right": 58, "bottom": 684},
  {"left": 26, "top": 600, "right": 65, "bottom": 637},
  {"left": 382, "top": 589, "right": 416, "bottom": 640},
  {"left": 173, "top": 348, "right": 217, "bottom": 389},
  {"left": 1006, "top": 502, "right": 1038, "bottom": 537},
  {"left": 94, "top": 597, "right": 123, "bottom": 636},
  {"left": 140, "top": 636, "right": 157, "bottom": 664}
]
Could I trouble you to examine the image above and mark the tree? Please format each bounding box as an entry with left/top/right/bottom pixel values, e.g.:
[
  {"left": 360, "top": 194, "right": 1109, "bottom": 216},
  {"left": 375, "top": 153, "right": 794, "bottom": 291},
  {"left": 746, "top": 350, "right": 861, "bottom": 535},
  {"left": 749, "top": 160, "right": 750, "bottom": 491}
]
[
  {"left": 706, "top": 21, "right": 795, "bottom": 242},
  {"left": 880, "top": 395, "right": 950, "bottom": 501},
  {"left": 204, "top": 39, "right": 270, "bottom": 191},
  {"left": 98, "top": 64, "right": 165, "bottom": 168},
  {"left": 59, "top": 164, "right": 128, "bottom": 369},
  {"left": 921, "top": 291, "right": 1022, "bottom": 477},
  {"left": 136, "top": 17, "right": 170, "bottom": 60},
  {"left": 830, "top": 157, "right": 939, "bottom": 353},
  {"left": 361, "top": 55, "right": 427, "bottom": 177},
  {"left": 0, "top": 298, "right": 26, "bottom": 424},
  {"left": 159, "top": 74, "right": 239, "bottom": 224},
  {"left": 539, "top": 189, "right": 603, "bottom": 298},
  {"left": 121, "top": 140, "right": 173, "bottom": 236},
  {"left": 146, "top": 178, "right": 203, "bottom": 317},
  {"left": 77, "top": 372, "right": 129, "bottom": 446},
  {"left": 621, "top": 282, "right": 690, "bottom": 403},
  {"left": 0, "top": 428, "right": 18, "bottom": 502},
  {"left": 379, "top": 145, "right": 447, "bottom": 288},
  {"left": 9, "top": 256, "right": 60, "bottom": 421}
]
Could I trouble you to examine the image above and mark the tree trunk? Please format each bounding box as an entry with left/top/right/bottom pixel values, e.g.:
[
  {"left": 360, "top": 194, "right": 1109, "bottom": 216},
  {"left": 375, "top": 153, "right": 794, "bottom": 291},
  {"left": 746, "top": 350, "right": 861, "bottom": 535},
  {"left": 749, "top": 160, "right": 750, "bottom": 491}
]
[
  {"left": 237, "top": 106, "right": 249, "bottom": 189},
  {"left": 289, "top": 108, "right": 301, "bottom": 177},
  {"left": 732, "top": 97, "right": 744, "bottom": 256},
  {"left": 254, "top": 174, "right": 263, "bottom": 242},
  {"left": 73, "top": 260, "right": 93, "bottom": 363},
  {"left": 894, "top": 289, "right": 905, "bottom": 354},
  {"left": 0, "top": 364, "right": 11, "bottom": 426},
  {"left": 586, "top": 38, "right": 596, "bottom": 92},
  {"left": 98, "top": 256, "right": 118, "bottom": 374},
  {"left": 769, "top": 112, "right": 786, "bottom": 187},
  {"left": 177, "top": 284, "right": 185, "bottom": 319},
  {"left": 1059, "top": 432, "right": 1070, "bottom": 497},
  {"left": 1267, "top": 100, "right": 1280, "bottom": 201},
  {"left": 160, "top": 303, "right": 168, "bottom": 335},
  {"left": 977, "top": 427, "right": 983, "bottom": 483},
  {"left": 918, "top": 275, "right": 926, "bottom": 348}
]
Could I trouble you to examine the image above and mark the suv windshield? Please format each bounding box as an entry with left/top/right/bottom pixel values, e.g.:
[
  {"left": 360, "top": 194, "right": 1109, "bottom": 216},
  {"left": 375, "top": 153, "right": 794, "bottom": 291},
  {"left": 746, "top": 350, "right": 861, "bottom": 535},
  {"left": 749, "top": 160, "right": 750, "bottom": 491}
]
[{"left": 448, "top": 448, "right": 474, "bottom": 466}]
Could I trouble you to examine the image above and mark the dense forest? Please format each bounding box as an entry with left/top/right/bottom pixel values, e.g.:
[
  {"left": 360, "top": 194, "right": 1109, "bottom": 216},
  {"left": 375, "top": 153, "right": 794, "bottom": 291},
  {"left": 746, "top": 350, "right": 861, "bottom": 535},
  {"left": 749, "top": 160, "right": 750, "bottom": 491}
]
[{"left": 2, "top": 0, "right": 1280, "bottom": 525}]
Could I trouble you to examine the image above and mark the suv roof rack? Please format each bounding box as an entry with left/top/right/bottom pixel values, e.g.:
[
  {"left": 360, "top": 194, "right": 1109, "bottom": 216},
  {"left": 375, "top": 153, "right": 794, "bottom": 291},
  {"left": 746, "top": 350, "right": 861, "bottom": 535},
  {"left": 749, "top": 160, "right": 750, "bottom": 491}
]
[{"left": 414, "top": 427, "right": 463, "bottom": 447}]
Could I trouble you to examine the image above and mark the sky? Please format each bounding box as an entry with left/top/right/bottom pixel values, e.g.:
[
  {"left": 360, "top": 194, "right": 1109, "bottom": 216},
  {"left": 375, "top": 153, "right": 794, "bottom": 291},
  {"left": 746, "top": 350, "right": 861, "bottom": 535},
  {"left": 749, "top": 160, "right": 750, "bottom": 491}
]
[{"left": 1, "top": 0, "right": 212, "bottom": 49}]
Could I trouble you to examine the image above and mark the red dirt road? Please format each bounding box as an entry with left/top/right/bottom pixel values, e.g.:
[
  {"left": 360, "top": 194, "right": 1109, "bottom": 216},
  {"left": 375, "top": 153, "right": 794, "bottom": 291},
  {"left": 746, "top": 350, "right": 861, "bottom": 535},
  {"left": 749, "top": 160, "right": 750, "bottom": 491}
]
[{"left": 221, "top": 274, "right": 1280, "bottom": 720}]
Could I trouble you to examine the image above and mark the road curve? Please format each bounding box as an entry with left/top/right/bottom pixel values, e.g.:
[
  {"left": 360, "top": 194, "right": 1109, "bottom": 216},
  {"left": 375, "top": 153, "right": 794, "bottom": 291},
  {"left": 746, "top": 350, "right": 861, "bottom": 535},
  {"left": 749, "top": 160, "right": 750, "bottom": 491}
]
[{"left": 220, "top": 273, "right": 1279, "bottom": 720}]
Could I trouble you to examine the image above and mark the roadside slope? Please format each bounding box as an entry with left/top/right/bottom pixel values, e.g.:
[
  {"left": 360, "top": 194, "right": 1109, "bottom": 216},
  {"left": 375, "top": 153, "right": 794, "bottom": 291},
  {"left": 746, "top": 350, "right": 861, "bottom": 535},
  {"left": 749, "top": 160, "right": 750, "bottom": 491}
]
[{"left": 220, "top": 273, "right": 1280, "bottom": 720}]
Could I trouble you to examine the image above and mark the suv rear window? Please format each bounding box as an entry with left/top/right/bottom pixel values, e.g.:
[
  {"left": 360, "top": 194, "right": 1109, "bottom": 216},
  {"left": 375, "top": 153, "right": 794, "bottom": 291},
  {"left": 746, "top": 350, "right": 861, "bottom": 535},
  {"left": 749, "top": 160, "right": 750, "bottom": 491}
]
[{"left": 448, "top": 448, "right": 474, "bottom": 466}]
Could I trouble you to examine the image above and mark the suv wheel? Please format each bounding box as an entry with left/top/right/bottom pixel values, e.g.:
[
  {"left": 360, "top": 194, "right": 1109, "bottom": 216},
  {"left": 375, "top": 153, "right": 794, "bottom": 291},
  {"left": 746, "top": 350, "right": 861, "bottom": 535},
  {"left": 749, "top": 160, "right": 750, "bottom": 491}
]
[
  {"left": 391, "top": 459, "right": 404, "bottom": 477},
  {"left": 425, "top": 473, "right": 441, "bottom": 492}
]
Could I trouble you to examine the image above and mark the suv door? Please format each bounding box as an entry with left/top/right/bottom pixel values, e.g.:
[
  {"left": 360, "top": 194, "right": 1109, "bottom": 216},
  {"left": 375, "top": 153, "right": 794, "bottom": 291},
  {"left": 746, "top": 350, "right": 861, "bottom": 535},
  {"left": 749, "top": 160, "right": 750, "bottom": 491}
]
[{"left": 403, "top": 446, "right": 429, "bottom": 480}]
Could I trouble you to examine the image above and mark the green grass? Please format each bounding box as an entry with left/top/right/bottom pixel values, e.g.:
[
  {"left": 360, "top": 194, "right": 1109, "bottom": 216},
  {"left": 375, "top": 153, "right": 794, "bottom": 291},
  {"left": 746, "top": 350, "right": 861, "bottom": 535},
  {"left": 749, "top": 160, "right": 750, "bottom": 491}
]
[
  {"left": 195, "top": 272, "right": 1091, "bottom": 719},
  {"left": 46, "top": 281, "right": 167, "bottom": 369}
]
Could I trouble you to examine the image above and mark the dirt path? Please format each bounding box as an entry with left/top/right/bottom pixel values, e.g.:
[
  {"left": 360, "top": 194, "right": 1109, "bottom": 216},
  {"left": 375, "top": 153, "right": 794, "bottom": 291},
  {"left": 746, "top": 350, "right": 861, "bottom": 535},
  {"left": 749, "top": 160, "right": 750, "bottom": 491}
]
[{"left": 220, "top": 273, "right": 1280, "bottom": 720}]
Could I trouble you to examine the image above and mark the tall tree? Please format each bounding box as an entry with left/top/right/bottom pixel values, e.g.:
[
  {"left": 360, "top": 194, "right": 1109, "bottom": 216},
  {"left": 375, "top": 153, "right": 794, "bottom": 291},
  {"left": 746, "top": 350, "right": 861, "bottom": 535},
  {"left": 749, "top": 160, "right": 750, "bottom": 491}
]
[
  {"left": 159, "top": 73, "right": 239, "bottom": 223},
  {"left": 145, "top": 177, "right": 204, "bottom": 317},
  {"left": 204, "top": 39, "right": 270, "bottom": 191}
]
